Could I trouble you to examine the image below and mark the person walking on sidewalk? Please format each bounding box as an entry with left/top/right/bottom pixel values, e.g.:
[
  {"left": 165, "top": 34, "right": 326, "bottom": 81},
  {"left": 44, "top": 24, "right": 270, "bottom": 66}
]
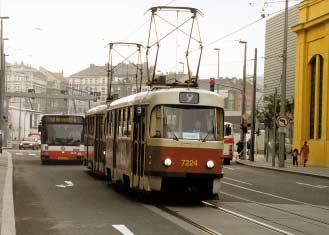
[
  {"left": 292, "top": 148, "right": 298, "bottom": 166},
  {"left": 300, "top": 141, "right": 309, "bottom": 167}
]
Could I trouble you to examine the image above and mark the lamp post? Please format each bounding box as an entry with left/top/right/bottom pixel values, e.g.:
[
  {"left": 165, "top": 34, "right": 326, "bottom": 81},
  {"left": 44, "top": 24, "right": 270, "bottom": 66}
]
[
  {"left": 214, "top": 48, "right": 220, "bottom": 92},
  {"left": 239, "top": 40, "right": 247, "bottom": 159},
  {"left": 0, "top": 16, "right": 9, "bottom": 146}
]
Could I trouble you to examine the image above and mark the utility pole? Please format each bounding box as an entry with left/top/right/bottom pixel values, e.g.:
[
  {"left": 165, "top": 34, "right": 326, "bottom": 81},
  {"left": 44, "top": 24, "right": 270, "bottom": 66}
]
[
  {"left": 0, "top": 17, "right": 9, "bottom": 147},
  {"left": 18, "top": 97, "right": 22, "bottom": 141},
  {"left": 250, "top": 48, "right": 257, "bottom": 161},
  {"left": 214, "top": 48, "right": 220, "bottom": 92},
  {"left": 279, "top": 0, "right": 288, "bottom": 168},
  {"left": 239, "top": 40, "right": 247, "bottom": 159},
  {"left": 272, "top": 88, "right": 277, "bottom": 167}
]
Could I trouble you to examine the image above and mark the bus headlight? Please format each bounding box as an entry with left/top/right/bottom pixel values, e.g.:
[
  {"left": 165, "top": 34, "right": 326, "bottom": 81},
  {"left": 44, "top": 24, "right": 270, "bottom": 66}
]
[
  {"left": 163, "top": 158, "right": 172, "bottom": 167},
  {"left": 206, "top": 160, "right": 215, "bottom": 169}
]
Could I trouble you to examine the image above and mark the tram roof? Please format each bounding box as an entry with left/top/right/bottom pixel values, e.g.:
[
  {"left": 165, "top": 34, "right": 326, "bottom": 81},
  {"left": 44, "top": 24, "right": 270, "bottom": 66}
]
[
  {"left": 85, "top": 104, "right": 108, "bottom": 116},
  {"left": 110, "top": 87, "right": 224, "bottom": 109},
  {"left": 86, "top": 88, "right": 224, "bottom": 116}
]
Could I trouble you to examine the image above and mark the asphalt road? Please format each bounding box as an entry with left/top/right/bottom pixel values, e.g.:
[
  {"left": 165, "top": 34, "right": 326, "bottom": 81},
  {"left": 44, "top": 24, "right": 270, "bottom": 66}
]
[
  {"left": 12, "top": 150, "right": 193, "bottom": 235},
  {"left": 11, "top": 150, "right": 329, "bottom": 235}
]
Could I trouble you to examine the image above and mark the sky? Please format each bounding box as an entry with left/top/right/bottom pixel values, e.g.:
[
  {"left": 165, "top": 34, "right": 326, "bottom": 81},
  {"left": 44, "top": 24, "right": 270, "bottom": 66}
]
[{"left": 1, "top": 0, "right": 301, "bottom": 79}]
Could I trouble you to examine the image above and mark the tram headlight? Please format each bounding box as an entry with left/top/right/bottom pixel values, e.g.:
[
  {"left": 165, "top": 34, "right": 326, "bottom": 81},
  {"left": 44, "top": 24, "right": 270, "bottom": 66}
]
[
  {"left": 206, "top": 160, "right": 215, "bottom": 169},
  {"left": 163, "top": 158, "right": 172, "bottom": 167}
]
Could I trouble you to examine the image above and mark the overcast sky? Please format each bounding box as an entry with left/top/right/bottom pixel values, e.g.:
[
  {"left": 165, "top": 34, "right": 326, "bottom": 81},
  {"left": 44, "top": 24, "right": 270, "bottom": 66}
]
[{"left": 1, "top": 0, "right": 300, "bottom": 79}]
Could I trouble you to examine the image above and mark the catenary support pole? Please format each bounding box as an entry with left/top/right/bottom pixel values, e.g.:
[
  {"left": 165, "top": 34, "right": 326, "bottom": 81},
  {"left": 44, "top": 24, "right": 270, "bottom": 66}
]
[
  {"left": 279, "top": 0, "right": 288, "bottom": 167},
  {"left": 239, "top": 41, "right": 247, "bottom": 160},
  {"left": 250, "top": 48, "right": 257, "bottom": 161},
  {"left": 272, "top": 88, "right": 277, "bottom": 167}
]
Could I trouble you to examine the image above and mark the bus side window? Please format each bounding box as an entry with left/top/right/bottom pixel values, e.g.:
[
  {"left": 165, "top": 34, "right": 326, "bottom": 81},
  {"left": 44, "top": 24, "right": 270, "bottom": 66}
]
[{"left": 225, "top": 125, "right": 231, "bottom": 136}]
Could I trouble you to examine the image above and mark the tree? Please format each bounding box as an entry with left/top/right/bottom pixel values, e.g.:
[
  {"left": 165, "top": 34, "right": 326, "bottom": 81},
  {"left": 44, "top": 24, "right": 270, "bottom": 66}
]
[{"left": 257, "top": 94, "right": 294, "bottom": 128}]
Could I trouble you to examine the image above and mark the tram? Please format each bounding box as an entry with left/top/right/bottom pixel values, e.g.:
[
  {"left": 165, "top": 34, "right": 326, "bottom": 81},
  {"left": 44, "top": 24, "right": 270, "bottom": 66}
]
[
  {"left": 39, "top": 114, "right": 85, "bottom": 164},
  {"left": 85, "top": 88, "right": 225, "bottom": 198},
  {"left": 223, "top": 122, "right": 234, "bottom": 165}
]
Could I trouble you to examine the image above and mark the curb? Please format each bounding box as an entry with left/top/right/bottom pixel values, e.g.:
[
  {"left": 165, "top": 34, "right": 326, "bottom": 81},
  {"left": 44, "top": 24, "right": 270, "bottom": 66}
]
[
  {"left": 236, "top": 161, "right": 329, "bottom": 180},
  {"left": 1, "top": 151, "right": 16, "bottom": 235}
]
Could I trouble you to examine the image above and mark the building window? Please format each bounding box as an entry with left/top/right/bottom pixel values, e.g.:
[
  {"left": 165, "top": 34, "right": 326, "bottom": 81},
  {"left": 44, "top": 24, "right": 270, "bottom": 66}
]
[
  {"left": 309, "top": 54, "right": 324, "bottom": 140},
  {"left": 309, "top": 57, "right": 316, "bottom": 139},
  {"left": 318, "top": 56, "right": 323, "bottom": 139}
]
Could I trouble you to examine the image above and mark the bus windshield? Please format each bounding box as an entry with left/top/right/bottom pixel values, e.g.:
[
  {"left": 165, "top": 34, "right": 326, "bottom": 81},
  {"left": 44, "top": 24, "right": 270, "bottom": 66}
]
[
  {"left": 42, "top": 124, "right": 83, "bottom": 146},
  {"left": 150, "top": 105, "right": 223, "bottom": 141}
]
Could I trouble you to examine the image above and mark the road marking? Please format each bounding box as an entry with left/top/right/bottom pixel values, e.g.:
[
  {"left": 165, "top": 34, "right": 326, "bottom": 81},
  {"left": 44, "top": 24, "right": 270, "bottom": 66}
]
[
  {"left": 224, "top": 177, "right": 252, "bottom": 185},
  {"left": 56, "top": 181, "right": 74, "bottom": 188},
  {"left": 1, "top": 152, "right": 16, "bottom": 235},
  {"left": 28, "top": 153, "right": 36, "bottom": 156},
  {"left": 222, "top": 181, "right": 329, "bottom": 210},
  {"left": 296, "top": 182, "right": 328, "bottom": 189},
  {"left": 223, "top": 166, "right": 239, "bottom": 170},
  {"left": 112, "top": 225, "right": 134, "bottom": 235},
  {"left": 202, "top": 201, "right": 295, "bottom": 235},
  {"left": 15, "top": 153, "right": 23, "bottom": 156}
]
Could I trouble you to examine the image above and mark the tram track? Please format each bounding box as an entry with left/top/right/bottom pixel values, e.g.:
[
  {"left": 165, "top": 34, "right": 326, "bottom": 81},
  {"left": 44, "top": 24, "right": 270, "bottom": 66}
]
[
  {"left": 156, "top": 205, "right": 223, "bottom": 235},
  {"left": 220, "top": 191, "right": 329, "bottom": 227},
  {"left": 201, "top": 201, "right": 295, "bottom": 235}
]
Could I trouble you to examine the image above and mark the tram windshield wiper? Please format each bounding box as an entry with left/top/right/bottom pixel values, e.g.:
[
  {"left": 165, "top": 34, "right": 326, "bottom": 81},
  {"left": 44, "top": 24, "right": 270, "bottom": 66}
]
[
  {"left": 166, "top": 125, "right": 179, "bottom": 141},
  {"left": 202, "top": 129, "right": 213, "bottom": 142}
]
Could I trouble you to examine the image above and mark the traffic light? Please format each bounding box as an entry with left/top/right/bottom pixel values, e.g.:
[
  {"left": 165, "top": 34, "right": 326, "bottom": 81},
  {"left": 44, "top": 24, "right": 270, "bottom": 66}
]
[{"left": 209, "top": 77, "right": 215, "bottom": 92}]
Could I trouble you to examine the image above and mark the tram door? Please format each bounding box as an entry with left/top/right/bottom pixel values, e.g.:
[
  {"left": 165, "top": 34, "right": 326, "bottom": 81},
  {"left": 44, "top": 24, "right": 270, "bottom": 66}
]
[
  {"left": 95, "top": 114, "right": 104, "bottom": 172},
  {"left": 133, "top": 106, "right": 146, "bottom": 188}
]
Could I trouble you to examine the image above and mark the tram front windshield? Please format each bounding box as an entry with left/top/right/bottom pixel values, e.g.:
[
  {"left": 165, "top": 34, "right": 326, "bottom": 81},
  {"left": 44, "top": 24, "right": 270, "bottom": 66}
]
[
  {"left": 43, "top": 124, "right": 83, "bottom": 146},
  {"left": 150, "top": 105, "right": 223, "bottom": 141}
]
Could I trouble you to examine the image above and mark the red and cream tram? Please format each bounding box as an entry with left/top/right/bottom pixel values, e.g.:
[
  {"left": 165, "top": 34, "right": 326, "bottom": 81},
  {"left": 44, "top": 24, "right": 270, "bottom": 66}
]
[
  {"left": 39, "top": 115, "right": 85, "bottom": 164},
  {"left": 85, "top": 88, "right": 224, "bottom": 198}
]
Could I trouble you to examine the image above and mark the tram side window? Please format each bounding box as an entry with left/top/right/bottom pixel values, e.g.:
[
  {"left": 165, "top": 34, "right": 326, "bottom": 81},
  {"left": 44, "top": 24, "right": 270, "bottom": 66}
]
[
  {"left": 217, "top": 108, "right": 224, "bottom": 141},
  {"left": 126, "top": 107, "right": 132, "bottom": 137},
  {"left": 123, "top": 109, "right": 127, "bottom": 137},
  {"left": 150, "top": 106, "right": 162, "bottom": 138},
  {"left": 110, "top": 111, "right": 114, "bottom": 137},
  {"left": 117, "top": 110, "right": 121, "bottom": 137}
]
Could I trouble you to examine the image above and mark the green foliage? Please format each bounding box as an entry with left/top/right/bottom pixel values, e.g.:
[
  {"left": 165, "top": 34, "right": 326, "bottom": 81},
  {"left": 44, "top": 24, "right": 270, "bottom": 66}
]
[{"left": 257, "top": 94, "right": 294, "bottom": 127}]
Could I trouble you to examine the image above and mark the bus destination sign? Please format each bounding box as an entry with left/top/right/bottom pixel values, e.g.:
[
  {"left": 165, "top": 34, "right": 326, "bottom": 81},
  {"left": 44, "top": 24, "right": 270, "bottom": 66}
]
[{"left": 43, "top": 116, "right": 84, "bottom": 124}]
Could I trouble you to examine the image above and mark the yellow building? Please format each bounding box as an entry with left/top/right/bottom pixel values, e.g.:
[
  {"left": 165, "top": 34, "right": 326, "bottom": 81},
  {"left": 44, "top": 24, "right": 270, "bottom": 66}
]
[{"left": 292, "top": 0, "right": 329, "bottom": 167}]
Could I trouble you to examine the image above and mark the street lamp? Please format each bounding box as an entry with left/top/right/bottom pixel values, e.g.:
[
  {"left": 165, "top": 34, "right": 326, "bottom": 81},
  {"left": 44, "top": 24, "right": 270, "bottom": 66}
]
[
  {"left": 214, "top": 48, "right": 220, "bottom": 92},
  {"left": 239, "top": 40, "right": 247, "bottom": 160}
]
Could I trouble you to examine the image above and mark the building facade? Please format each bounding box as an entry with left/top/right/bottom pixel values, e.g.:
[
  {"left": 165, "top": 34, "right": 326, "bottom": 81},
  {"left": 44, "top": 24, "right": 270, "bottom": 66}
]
[
  {"left": 264, "top": 5, "right": 299, "bottom": 100},
  {"left": 292, "top": 0, "right": 329, "bottom": 167}
]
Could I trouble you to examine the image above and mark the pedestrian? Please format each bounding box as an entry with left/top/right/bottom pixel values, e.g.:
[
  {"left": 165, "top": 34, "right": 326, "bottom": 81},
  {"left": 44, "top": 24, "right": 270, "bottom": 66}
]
[
  {"left": 236, "top": 140, "right": 243, "bottom": 159},
  {"left": 247, "top": 138, "right": 251, "bottom": 158},
  {"left": 292, "top": 148, "right": 298, "bottom": 166},
  {"left": 300, "top": 141, "right": 309, "bottom": 167}
]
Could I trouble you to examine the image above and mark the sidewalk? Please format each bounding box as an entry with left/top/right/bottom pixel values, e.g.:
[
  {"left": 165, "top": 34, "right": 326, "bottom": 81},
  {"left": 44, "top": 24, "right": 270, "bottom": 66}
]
[
  {"left": 236, "top": 154, "right": 329, "bottom": 179},
  {"left": 0, "top": 151, "right": 16, "bottom": 235},
  {"left": 0, "top": 152, "right": 8, "bottom": 232}
]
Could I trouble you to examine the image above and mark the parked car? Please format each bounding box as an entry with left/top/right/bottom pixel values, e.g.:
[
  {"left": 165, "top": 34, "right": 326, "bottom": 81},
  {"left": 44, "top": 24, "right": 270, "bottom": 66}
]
[{"left": 19, "top": 138, "right": 39, "bottom": 150}]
